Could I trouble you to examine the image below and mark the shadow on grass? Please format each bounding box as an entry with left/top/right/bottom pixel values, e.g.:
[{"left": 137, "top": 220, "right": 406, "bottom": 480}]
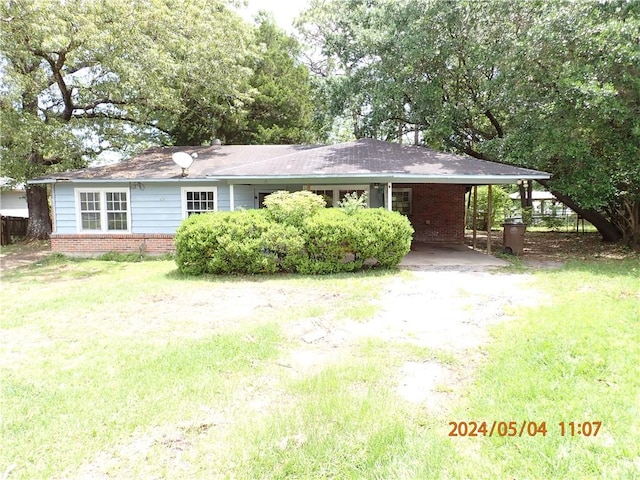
[
  {"left": 164, "top": 265, "right": 401, "bottom": 284},
  {"left": 548, "top": 257, "right": 640, "bottom": 278},
  {"left": 0, "top": 252, "right": 173, "bottom": 282},
  {"left": 492, "top": 251, "right": 640, "bottom": 278}
]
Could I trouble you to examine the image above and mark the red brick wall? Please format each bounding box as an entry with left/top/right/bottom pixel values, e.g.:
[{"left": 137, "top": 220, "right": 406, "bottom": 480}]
[
  {"left": 395, "top": 183, "right": 466, "bottom": 243},
  {"left": 50, "top": 234, "right": 175, "bottom": 256}
]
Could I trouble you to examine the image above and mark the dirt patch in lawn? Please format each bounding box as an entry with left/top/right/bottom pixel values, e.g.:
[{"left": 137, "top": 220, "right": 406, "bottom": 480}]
[
  {"left": 58, "top": 266, "right": 544, "bottom": 480},
  {"left": 0, "top": 240, "right": 51, "bottom": 271},
  {"left": 279, "top": 269, "right": 544, "bottom": 413},
  {"left": 468, "top": 230, "right": 635, "bottom": 265}
]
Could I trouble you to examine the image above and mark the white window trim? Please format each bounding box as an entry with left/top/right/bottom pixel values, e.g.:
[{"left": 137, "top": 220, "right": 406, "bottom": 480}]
[
  {"left": 75, "top": 187, "right": 131, "bottom": 233},
  {"left": 308, "top": 185, "right": 371, "bottom": 207},
  {"left": 181, "top": 186, "right": 218, "bottom": 219}
]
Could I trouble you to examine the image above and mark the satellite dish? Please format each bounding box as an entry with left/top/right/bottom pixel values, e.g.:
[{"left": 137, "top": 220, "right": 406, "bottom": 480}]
[{"left": 172, "top": 151, "right": 194, "bottom": 170}]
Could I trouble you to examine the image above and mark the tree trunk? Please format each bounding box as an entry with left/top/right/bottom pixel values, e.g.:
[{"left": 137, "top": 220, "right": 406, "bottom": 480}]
[
  {"left": 518, "top": 180, "right": 533, "bottom": 209},
  {"left": 26, "top": 184, "right": 52, "bottom": 240},
  {"left": 612, "top": 199, "right": 640, "bottom": 251},
  {"left": 632, "top": 200, "right": 640, "bottom": 251},
  {"left": 537, "top": 180, "right": 622, "bottom": 243}
]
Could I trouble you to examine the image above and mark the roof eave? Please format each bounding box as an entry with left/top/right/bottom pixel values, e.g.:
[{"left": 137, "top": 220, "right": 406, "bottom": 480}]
[
  {"left": 29, "top": 172, "right": 551, "bottom": 185},
  {"left": 205, "top": 173, "right": 551, "bottom": 184},
  {"left": 27, "top": 177, "right": 212, "bottom": 185}
]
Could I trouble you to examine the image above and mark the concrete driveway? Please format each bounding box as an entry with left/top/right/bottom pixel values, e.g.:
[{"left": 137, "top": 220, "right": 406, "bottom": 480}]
[{"left": 400, "top": 243, "right": 508, "bottom": 268}]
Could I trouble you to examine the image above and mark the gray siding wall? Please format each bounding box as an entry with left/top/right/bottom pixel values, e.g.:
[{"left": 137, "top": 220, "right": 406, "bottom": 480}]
[
  {"left": 131, "top": 183, "right": 182, "bottom": 233},
  {"left": 53, "top": 183, "right": 79, "bottom": 234}
]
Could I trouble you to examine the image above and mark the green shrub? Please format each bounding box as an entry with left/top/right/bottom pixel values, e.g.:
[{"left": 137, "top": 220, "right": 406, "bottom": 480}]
[
  {"left": 299, "top": 209, "right": 361, "bottom": 274},
  {"left": 467, "top": 185, "right": 511, "bottom": 229},
  {"left": 338, "top": 191, "right": 368, "bottom": 215},
  {"left": 175, "top": 210, "right": 277, "bottom": 275},
  {"left": 351, "top": 209, "right": 414, "bottom": 267},
  {"left": 175, "top": 213, "right": 218, "bottom": 275},
  {"left": 175, "top": 195, "right": 415, "bottom": 275},
  {"left": 260, "top": 223, "right": 306, "bottom": 273},
  {"left": 541, "top": 214, "right": 565, "bottom": 230},
  {"left": 263, "top": 190, "right": 326, "bottom": 227}
]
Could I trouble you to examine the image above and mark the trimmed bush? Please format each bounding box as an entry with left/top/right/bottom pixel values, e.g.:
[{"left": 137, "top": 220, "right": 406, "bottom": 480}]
[
  {"left": 351, "top": 209, "right": 414, "bottom": 267},
  {"left": 263, "top": 190, "right": 326, "bottom": 227},
  {"left": 299, "top": 208, "right": 362, "bottom": 274},
  {"left": 175, "top": 210, "right": 277, "bottom": 275},
  {"left": 175, "top": 193, "right": 415, "bottom": 275},
  {"left": 260, "top": 223, "right": 306, "bottom": 273}
]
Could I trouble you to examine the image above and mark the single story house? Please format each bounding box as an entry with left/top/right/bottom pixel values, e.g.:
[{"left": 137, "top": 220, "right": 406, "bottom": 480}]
[{"left": 30, "top": 138, "right": 550, "bottom": 255}]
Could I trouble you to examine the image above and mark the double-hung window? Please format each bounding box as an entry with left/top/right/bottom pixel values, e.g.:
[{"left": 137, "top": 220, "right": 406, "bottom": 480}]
[
  {"left": 76, "top": 188, "right": 130, "bottom": 232},
  {"left": 182, "top": 187, "right": 217, "bottom": 218}
]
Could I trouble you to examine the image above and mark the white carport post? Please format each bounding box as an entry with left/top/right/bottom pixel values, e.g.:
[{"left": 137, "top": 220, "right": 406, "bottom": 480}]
[
  {"left": 472, "top": 185, "right": 478, "bottom": 250},
  {"left": 487, "top": 184, "right": 492, "bottom": 255},
  {"left": 386, "top": 182, "right": 393, "bottom": 211},
  {"left": 229, "top": 183, "right": 235, "bottom": 211}
]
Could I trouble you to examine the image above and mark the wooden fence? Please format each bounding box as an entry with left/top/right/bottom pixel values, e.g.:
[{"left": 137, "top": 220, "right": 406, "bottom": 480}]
[{"left": 0, "top": 216, "right": 28, "bottom": 245}]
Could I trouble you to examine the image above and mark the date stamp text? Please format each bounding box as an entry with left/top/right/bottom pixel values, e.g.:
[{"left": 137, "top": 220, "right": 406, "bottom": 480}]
[{"left": 448, "top": 421, "right": 602, "bottom": 437}]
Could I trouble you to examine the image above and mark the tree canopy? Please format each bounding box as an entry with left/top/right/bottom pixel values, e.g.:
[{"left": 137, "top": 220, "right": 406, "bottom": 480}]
[
  {"left": 0, "top": 0, "right": 321, "bottom": 238},
  {"left": 1, "top": 0, "right": 254, "bottom": 158},
  {"left": 232, "top": 14, "right": 318, "bottom": 145},
  {"left": 298, "top": 0, "right": 640, "bottom": 248},
  {"left": 166, "top": 13, "right": 320, "bottom": 146},
  {"left": 2, "top": 0, "right": 638, "bottom": 248}
]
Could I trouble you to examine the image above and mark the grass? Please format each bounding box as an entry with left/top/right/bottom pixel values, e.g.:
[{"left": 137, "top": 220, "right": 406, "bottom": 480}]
[
  {"left": 219, "top": 338, "right": 457, "bottom": 479},
  {"left": 3, "top": 324, "right": 282, "bottom": 478},
  {"left": 1, "top": 254, "right": 639, "bottom": 479},
  {"left": 526, "top": 224, "right": 599, "bottom": 233},
  {"left": 453, "top": 259, "right": 640, "bottom": 479}
]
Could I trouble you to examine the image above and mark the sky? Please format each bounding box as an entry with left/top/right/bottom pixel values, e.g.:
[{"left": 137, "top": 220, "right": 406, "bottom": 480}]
[{"left": 236, "top": 0, "right": 310, "bottom": 32}]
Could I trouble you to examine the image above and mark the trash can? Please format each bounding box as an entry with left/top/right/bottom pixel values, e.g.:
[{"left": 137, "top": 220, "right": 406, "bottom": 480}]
[{"left": 502, "top": 222, "right": 526, "bottom": 255}]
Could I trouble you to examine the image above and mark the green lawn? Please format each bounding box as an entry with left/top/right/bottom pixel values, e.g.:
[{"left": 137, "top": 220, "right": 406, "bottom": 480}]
[
  {"left": 1, "top": 255, "right": 638, "bottom": 479},
  {"left": 452, "top": 260, "right": 640, "bottom": 479}
]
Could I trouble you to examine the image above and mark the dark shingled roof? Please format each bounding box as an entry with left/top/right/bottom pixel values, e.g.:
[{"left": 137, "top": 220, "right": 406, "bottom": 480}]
[{"left": 32, "top": 138, "right": 550, "bottom": 184}]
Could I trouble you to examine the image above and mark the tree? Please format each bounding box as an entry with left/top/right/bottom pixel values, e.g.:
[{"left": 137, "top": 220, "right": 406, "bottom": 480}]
[
  {"left": 491, "top": 0, "right": 640, "bottom": 248},
  {"left": 225, "top": 14, "right": 319, "bottom": 145},
  {"left": 0, "top": 0, "right": 254, "bottom": 239},
  {"left": 298, "top": 0, "right": 640, "bottom": 249},
  {"left": 164, "top": 13, "right": 322, "bottom": 147}
]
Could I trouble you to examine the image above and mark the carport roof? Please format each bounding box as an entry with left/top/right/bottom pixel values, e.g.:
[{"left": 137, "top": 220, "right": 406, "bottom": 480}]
[{"left": 30, "top": 138, "right": 550, "bottom": 185}]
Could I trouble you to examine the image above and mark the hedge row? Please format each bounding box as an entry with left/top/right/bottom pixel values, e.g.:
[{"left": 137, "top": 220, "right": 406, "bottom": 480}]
[{"left": 175, "top": 191, "right": 414, "bottom": 275}]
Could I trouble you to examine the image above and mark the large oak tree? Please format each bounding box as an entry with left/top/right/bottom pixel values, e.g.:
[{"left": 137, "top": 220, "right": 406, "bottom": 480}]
[{"left": 0, "top": 0, "right": 254, "bottom": 239}]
